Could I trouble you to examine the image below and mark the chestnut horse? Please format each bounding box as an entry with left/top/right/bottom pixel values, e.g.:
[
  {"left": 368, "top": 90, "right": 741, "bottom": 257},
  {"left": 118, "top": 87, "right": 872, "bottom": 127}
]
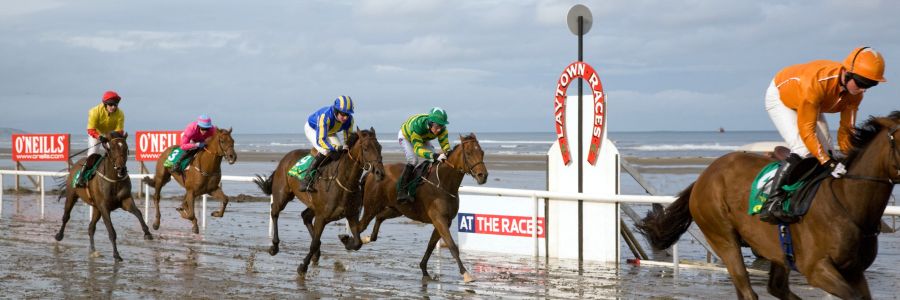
[
  {"left": 55, "top": 132, "right": 153, "bottom": 262},
  {"left": 637, "top": 112, "right": 900, "bottom": 299},
  {"left": 142, "top": 128, "right": 237, "bottom": 234},
  {"left": 253, "top": 128, "right": 385, "bottom": 277},
  {"left": 347, "top": 133, "right": 488, "bottom": 282}
]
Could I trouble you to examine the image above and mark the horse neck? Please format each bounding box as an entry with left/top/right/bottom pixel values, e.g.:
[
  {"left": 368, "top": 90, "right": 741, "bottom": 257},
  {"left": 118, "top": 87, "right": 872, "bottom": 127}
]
[
  {"left": 197, "top": 149, "right": 224, "bottom": 172},
  {"left": 837, "top": 138, "right": 896, "bottom": 229},
  {"left": 435, "top": 152, "right": 466, "bottom": 193},
  {"left": 335, "top": 150, "right": 364, "bottom": 186}
]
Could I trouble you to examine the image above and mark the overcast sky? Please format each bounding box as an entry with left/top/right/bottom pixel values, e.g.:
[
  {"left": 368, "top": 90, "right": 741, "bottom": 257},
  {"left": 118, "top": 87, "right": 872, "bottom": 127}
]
[{"left": 1, "top": 0, "right": 898, "bottom": 134}]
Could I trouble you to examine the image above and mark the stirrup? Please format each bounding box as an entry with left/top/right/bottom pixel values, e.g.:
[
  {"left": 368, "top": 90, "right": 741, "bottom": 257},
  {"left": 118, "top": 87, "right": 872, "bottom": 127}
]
[{"left": 299, "top": 178, "right": 316, "bottom": 192}]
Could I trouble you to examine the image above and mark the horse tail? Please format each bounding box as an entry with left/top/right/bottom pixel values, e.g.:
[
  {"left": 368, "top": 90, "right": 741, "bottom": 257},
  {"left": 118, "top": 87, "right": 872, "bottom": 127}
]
[
  {"left": 635, "top": 182, "right": 695, "bottom": 250},
  {"left": 141, "top": 176, "right": 155, "bottom": 187},
  {"left": 55, "top": 176, "right": 69, "bottom": 202},
  {"left": 253, "top": 171, "right": 275, "bottom": 195}
]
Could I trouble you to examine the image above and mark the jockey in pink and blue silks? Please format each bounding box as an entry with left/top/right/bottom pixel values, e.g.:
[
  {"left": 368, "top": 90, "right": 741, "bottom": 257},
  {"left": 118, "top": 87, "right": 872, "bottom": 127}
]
[
  {"left": 171, "top": 114, "right": 217, "bottom": 174},
  {"left": 299, "top": 96, "right": 355, "bottom": 192}
]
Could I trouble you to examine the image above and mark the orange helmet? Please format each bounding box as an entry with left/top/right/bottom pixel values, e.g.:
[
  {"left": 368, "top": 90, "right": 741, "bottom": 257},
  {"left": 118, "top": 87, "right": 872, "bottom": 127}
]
[{"left": 843, "top": 47, "right": 886, "bottom": 82}]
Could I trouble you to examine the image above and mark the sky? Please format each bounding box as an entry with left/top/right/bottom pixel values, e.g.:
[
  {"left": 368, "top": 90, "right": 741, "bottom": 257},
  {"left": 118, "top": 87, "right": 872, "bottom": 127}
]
[{"left": 1, "top": 0, "right": 898, "bottom": 134}]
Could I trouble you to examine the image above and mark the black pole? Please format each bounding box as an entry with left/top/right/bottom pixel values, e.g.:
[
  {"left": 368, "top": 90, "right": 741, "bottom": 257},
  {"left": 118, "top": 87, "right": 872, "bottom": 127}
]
[{"left": 577, "top": 15, "right": 584, "bottom": 263}]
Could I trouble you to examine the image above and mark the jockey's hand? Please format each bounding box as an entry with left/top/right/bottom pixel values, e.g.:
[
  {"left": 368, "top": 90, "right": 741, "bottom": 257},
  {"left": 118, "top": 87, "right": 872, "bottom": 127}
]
[
  {"left": 98, "top": 135, "right": 109, "bottom": 143},
  {"left": 826, "top": 159, "right": 847, "bottom": 178},
  {"left": 436, "top": 153, "right": 448, "bottom": 162},
  {"left": 196, "top": 142, "right": 206, "bottom": 149},
  {"left": 338, "top": 144, "right": 347, "bottom": 151}
]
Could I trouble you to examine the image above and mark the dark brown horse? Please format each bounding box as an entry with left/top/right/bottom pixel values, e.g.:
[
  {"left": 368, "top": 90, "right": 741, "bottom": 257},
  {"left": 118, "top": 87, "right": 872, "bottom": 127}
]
[
  {"left": 55, "top": 132, "right": 153, "bottom": 262},
  {"left": 142, "top": 128, "right": 237, "bottom": 234},
  {"left": 348, "top": 133, "right": 488, "bottom": 282},
  {"left": 637, "top": 112, "right": 900, "bottom": 299},
  {"left": 253, "top": 128, "right": 385, "bottom": 277}
]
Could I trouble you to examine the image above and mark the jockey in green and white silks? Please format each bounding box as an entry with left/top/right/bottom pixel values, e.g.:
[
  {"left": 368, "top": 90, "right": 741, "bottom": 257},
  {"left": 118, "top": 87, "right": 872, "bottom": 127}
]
[
  {"left": 396, "top": 107, "right": 450, "bottom": 203},
  {"left": 299, "top": 95, "right": 355, "bottom": 192}
]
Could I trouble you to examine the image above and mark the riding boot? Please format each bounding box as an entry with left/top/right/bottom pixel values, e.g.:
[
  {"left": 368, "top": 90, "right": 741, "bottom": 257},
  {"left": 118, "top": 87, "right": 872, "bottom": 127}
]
[
  {"left": 759, "top": 154, "right": 800, "bottom": 224},
  {"left": 299, "top": 153, "right": 327, "bottom": 192},
  {"left": 396, "top": 163, "right": 415, "bottom": 203},
  {"left": 75, "top": 154, "right": 100, "bottom": 187}
]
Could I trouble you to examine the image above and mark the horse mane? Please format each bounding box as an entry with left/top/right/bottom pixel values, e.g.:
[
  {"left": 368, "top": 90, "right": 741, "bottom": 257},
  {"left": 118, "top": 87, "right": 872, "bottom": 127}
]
[
  {"left": 845, "top": 110, "right": 900, "bottom": 166},
  {"left": 448, "top": 133, "right": 477, "bottom": 155},
  {"left": 109, "top": 131, "right": 126, "bottom": 139},
  {"left": 346, "top": 129, "right": 375, "bottom": 149}
]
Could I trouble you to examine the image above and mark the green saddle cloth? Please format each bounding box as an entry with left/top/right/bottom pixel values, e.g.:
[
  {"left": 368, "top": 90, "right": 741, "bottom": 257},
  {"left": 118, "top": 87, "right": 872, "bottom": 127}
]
[
  {"left": 72, "top": 155, "right": 105, "bottom": 188},
  {"left": 288, "top": 155, "right": 316, "bottom": 181},
  {"left": 747, "top": 162, "right": 805, "bottom": 215},
  {"left": 163, "top": 148, "right": 191, "bottom": 170}
]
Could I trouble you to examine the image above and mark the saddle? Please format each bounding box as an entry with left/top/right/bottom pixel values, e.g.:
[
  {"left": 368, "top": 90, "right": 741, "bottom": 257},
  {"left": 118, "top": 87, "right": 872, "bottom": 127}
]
[
  {"left": 749, "top": 150, "right": 830, "bottom": 224},
  {"left": 73, "top": 154, "right": 105, "bottom": 188},
  {"left": 164, "top": 148, "right": 196, "bottom": 173},
  {"left": 398, "top": 161, "right": 434, "bottom": 197}
]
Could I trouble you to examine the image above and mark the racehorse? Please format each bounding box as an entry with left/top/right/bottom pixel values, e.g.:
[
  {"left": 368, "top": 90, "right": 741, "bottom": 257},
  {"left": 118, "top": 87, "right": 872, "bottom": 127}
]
[
  {"left": 253, "top": 128, "right": 385, "bottom": 277},
  {"left": 637, "top": 111, "right": 900, "bottom": 299},
  {"left": 55, "top": 132, "right": 153, "bottom": 262},
  {"left": 142, "top": 128, "right": 237, "bottom": 234},
  {"left": 347, "top": 133, "right": 488, "bottom": 282}
]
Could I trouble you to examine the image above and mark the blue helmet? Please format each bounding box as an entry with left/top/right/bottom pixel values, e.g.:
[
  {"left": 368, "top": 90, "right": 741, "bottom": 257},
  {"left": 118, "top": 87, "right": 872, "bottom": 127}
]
[{"left": 332, "top": 95, "right": 354, "bottom": 114}]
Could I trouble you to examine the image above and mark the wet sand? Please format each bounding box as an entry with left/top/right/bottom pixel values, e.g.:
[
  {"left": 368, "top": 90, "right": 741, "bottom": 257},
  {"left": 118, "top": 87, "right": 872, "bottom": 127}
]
[{"left": 2, "top": 194, "right": 899, "bottom": 298}]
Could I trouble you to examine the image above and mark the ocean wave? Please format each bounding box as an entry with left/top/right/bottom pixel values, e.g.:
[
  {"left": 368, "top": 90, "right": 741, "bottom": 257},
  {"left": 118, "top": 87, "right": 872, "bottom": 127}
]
[
  {"left": 625, "top": 143, "right": 738, "bottom": 151},
  {"left": 478, "top": 140, "right": 554, "bottom": 144}
]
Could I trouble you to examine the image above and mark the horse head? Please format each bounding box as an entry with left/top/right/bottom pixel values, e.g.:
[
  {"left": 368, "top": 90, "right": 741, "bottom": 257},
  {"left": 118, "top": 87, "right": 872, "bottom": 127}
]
[
  {"left": 844, "top": 111, "right": 900, "bottom": 183},
  {"left": 105, "top": 131, "right": 129, "bottom": 179},
  {"left": 350, "top": 127, "right": 385, "bottom": 180},
  {"left": 448, "top": 133, "right": 488, "bottom": 184},
  {"left": 210, "top": 127, "right": 237, "bottom": 164}
]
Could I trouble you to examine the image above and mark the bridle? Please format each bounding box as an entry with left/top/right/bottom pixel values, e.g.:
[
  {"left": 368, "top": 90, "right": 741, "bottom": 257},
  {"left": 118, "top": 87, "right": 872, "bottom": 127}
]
[
  {"left": 443, "top": 139, "right": 485, "bottom": 178},
  {"left": 345, "top": 135, "right": 382, "bottom": 174},
  {"left": 99, "top": 137, "right": 129, "bottom": 181}
]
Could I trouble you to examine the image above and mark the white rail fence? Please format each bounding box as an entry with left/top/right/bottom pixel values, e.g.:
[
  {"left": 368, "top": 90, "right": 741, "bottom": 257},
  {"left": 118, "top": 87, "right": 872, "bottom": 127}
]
[{"left": 2, "top": 169, "right": 898, "bottom": 268}]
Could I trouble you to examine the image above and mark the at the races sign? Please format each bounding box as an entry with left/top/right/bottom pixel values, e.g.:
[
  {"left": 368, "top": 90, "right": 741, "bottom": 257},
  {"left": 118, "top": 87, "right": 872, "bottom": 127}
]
[
  {"left": 554, "top": 61, "right": 605, "bottom": 165},
  {"left": 11, "top": 134, "right": 70, "bottom": 161},
  {"left": 457, "top": 213, "right": 545, "bottom": 238},
  {"left": 135, "top": 131, "right": 182, "bottom": 161}
]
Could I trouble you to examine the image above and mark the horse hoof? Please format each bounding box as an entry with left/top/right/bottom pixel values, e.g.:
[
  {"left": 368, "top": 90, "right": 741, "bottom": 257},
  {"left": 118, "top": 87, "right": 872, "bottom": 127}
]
[
  {"left": 421, "top": 275, "right": 436, "bottom": 284},
  {"left": 152, "top": 223, "right": 160, "bottom": 230},
  {"left": 268, "top": 246, "right": 279, "bottom": 256},
  {"left": 54, "top": 233, "right": 64, "bottom": 241},
  {"left": 89, "top": 251, "right": 101, "bottom": 258},
  {"left": 211, "top": 211, "right": 223, "bottom": 218},
  {"left": 114, "top": 255, "right": 123, "bottom": 262},
  {"left": 361, "top": 236, "right": 372, "bottom": 244},
  {"left": 463, "top": 272, "right": 476, "bottom": 283},
  {"left": 297, "top": 264, "right": 307, "bottom": 275},
  {"left": 192, "top": 227, "right": 199, "bottom": 234},
  {"left": 144, "top": 234, "right": 154, "bottom": 241}
]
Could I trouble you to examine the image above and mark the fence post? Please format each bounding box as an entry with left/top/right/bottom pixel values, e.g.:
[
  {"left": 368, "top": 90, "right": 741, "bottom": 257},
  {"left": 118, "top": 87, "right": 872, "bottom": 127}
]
[
  {"left": 269, "top": 195, "right": 273, "bottom": 237},
  {"left": 202, "top": 194, "right": 207, "bottom": 229},
  {"left": 40, "top": 176, "right": 45, "bottom": 219},
  {"left": 144, "top": 183, "right": 150, "bottom": 221},
  {"left": 532, "top": 194, "right": 539, "bottom": 258},
  {"left": 1, "top": 174, "right": 4, "bottom": 218}
]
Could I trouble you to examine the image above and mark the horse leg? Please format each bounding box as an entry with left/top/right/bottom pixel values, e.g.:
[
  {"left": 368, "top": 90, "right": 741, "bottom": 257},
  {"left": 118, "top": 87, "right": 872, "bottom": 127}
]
[
  {"left": 370, "top": 208, "right": 401, "bottom": 242},
  {"left": 430, "top": 215, "right": 474, "bottom": 283},
  {"left": 150, "top": 172, "right": 170, "bottom": 230},
  {"left": 298, "top": 214, "right": 327, "bottom": 277},
  {"left": 176, "top": 190, "right": 199, "bottom": 234},
  {"left": 98, "top": 207, "right": 123, "bottom": 262},
  {"left": 300, "top": 208, "right": 321, "bottom": 262},
  {"left": 55, "top": 189, "right": 79, "bottom": 241},
  {"left": 767, "top": 262, "right": 800, "bottom": 300},
  {"left": 419, "top": 228, "right": 442, "bottom": 280},
  {"left": 806, "top": 259, "right": 860, "bottom": 299},
  {"left": 847, "top": 272, "right": 872, "bottom": 300},
  {"left": 122, "top": 197, "right": 153, "bottom": 240},
  {"left": 209, "top": 186, "right": 230, "bottom": 218},
  {"left": 268, "top": 190, "right": 292, "bottom": 256},
  {"left": 87, "top": 206, "right": 101, "bottom": 255},
  {"left": 706, "top": 235, "right": 757, "bottom": 299}
]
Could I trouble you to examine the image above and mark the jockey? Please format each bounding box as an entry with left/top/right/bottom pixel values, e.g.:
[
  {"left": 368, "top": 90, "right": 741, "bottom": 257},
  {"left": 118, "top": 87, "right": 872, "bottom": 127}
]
[
  {"left": 77, "top": 90, "right": 125, "bottom": 187},
  {"left": 171, "top": 115, "right": 217, "bottom": 174},
  {"left": 760, "top": 47, "right": 886, "bottom": 222},
  {"left": 396, "top": 107, "right": 450, "bottom": 203},
  {"left": 299, "top": 96, "right": 355, "bottom": 192}
]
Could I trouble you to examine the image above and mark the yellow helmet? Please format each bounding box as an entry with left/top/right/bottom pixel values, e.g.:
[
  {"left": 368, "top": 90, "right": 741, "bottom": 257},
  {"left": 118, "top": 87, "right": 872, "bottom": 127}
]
[{"left": 843, "top": 47, "right": 887, "bottom": 82}]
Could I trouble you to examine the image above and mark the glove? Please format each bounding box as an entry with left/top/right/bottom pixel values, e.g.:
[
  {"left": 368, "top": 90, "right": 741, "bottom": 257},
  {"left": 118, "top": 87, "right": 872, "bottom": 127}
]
[
  {"left": 196, "top": 142, "right": 206, "bottom": 149},
  {"left": 825, "top": 159, "right": 846, "bottom": 178},
  {"left": 338, "top": 144, "right": 347, "bottom": 151},
  {"left": 98, "top": 135, "right": 109, "bottom": 143},
  {"left": 436, "top": 153, "right": 448, "bottom": 162}
]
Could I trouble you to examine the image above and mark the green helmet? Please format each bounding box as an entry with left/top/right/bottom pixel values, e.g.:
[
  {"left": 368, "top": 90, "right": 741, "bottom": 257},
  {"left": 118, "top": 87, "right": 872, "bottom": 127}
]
[{"left": 427, "top": 107, "right": 449, "bottom": 126}]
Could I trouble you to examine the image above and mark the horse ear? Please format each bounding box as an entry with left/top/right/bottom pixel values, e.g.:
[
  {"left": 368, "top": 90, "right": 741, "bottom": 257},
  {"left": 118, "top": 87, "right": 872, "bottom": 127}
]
[
  {"left": 227, "top": 127, "right": 232, "bottom": 133},
  {"left": 370, "top": 126, "right": 375, "bottom": 134},
  {"left": 356, "top": 126, "right": 360, "bottom": 133},
  {"left": 123, "top": 132, "right": 128, "bottom": 138}
]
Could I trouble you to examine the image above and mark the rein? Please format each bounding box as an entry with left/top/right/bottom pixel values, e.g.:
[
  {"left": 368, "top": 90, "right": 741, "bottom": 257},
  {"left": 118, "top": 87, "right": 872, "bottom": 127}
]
[
  {"left": 314, "top": 135, "right": 381, "bottom": 193},
  {"left": 424, "top": 139, "right": 484, "bottom": 197},
  {"left": 187, "top": 133, "right": 231, "bottom": 177}
]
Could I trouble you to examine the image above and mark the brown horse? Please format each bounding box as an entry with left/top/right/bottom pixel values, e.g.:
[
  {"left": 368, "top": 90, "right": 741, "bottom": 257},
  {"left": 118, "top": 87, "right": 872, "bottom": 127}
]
[
  {"left": 637, "top": 111, "right": 900, "bottom": 299},
  {"left": 348, "top": 133, "right": 488, "bottom": 282},
  {"left": 55, "top": 132, "right": 153, "bottom": 262},
  {"left": 253, "top": 128, "right": 385, "bottom": 277},
  {"left": 142, "top": 128, "right": 237, "bottom": 234}
]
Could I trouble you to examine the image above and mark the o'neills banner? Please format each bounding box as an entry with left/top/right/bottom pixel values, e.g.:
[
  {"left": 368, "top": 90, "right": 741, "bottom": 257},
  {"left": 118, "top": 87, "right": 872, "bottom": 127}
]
[
  {"left": 135, "top": 131, "right": 182, "bottom": 161},
  {"left": 554, "top": 61, "right": 605, "bottom": 166},
  {"left": 12, "top": 134, "right": 70, "bottom": 161}
]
